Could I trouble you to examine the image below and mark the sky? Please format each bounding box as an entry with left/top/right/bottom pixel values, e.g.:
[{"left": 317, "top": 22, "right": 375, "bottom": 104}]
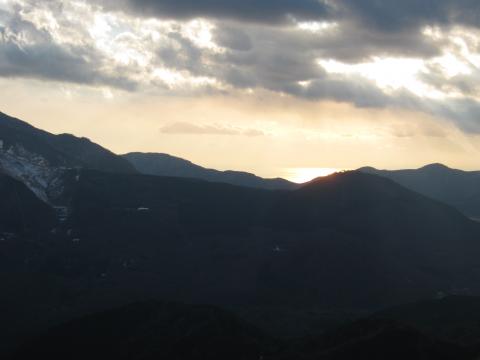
[{"left": 1, "top": 0, "right": 480, "bottom": 181}]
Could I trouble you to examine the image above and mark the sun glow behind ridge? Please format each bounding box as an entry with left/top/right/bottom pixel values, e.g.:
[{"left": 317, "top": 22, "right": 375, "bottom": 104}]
[{"left": 285, "top": 167, "right": 342, "bottom": 183}]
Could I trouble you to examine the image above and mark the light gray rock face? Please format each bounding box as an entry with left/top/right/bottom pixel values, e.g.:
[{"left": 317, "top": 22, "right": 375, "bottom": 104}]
[{"left": 0, "top": 142, "right": 65, "bottom": 203}]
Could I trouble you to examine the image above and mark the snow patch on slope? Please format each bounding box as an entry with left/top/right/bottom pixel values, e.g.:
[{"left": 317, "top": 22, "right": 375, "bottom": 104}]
[{"left": 0, "top": 142, "right": 65, "bottom": 203}]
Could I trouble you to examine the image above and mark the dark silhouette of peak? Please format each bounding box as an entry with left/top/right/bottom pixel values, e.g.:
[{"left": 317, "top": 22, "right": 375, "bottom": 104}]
[
  {"left": 359, "top": 164, "right": 480, "bottom": 218},
  {"left": 273, "top": 170, "right": 473, "bottom": 233},
  {"left": 360, "top": 163, "right": 453, "bottom": 174},
  {"left": 0, "top": 111, "right": 137, "bottom": 202},
  {"left": 123, "top": 151, "right": 296, "bottom": 190},
  {"left": 418, "top": 163, "right": 468, "bottom": 176},
  {"left": 0, "top": 111, "right": 136, "bottom": 174},
  {"left": 295, "top": 171, "right": 443, "bottom": 208},
  {"left": 357, "top": 165, "right": 377, "bottom": 172},
  {"left": 49, "top": 169, "right": 480, "bottom": 311},
  {"left": 13, "top": 301, "right": 270, "bottom": 360},
  {"left": 303, "top": 170, "right": 400, "bottom": 192},
  {"left": 420, "top": 163, "right": 451, "bottom": 171}
]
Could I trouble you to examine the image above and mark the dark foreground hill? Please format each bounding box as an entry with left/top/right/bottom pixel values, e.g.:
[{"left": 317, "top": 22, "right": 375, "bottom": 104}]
[
  {"left": 372, "top": 295, "right": 480, "bottom": 346},
  {"left": 291, "top": 318, "right": 470, "bottom": 360},
  {"left": 3, "top": 169, "right": 480, "bottom": 356},
  {"left": 3, "top": 170, "right": 478, "bottom": 329},
  {"left": 12, "top": 300, "right": 472, "bottom": 360},
  {"left": 359, "top": 163, "right": 480, "bottom": 218},
  {"left": 123, "top": 152, "right": 296, "bottom": 190},
  {"left": 61, "top": 170, "right": 480, "bottom": 308},
  {"left": 13, "top": 301, "right": 271, "bottom": 360}
]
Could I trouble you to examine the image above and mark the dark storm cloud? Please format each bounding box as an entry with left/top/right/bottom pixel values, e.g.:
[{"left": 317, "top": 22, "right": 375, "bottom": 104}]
[
  {"left": 96, "top": 0, "right": 478, "bottom": 62},
  {"left": 429, "top": 98, "right": 480, "bottom": 134},
  {"left": 97, "top": 0, "right": 480, "bottom": 33},
  {"left": 144, "top": 19, "right": 480, "bottom": 134},
  {"left": 87, "top": 0, "right": 480, "bottom": 65},
  {"left": 97, "top": 0, "right": 480, "bottom": 29},
  {"left": 278, "top": 74, "right": 423, "bottom": 113},
  {"left": 0, "top": 40, "right": 135, "bottom": 90},
  {"left": 218, "top": 41, "right": 325, "bottom": 89},
  {"left": 97, "top": 0, "right": 331, "bottom": 24},
  {"left": 338, "top": 0, "right": 480, "bottom": 32},
  {"left": 157, "top": 32, "right": 205, "bottom": 73},
  {"left": 2, "top": 0, "right": 480, "bottom": 134},
  {"left": 153, "top": 25, "right": 326, "bottom": 91},
  {"left": 212, "top": 21, "right": 442, "bottom": 66},
  {"left": 214, "top": 26, "right": 252, "bottom": 52},
  {"left": 0, "top": 9, "right": 136, "bottom": 89}
]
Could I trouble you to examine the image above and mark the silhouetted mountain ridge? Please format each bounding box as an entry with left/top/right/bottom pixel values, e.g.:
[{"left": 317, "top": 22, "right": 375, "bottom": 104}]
[
  {"left": 47, "top": 169, "right": 480, "bottom": 310},
  {"left": 2, "top": 113, "right": 480, "bottom": 359},
  {"left": 0, "top": 111, "right": 136, "bottom": 201},
  {"left": 359, "top": 163, "right": 480, "bottom": 218},
  {"left": 0, "top": 112, "right": 135, "bottom": 172},
  {"left": 123, "top": 152, "right": 296, "bottom": 190}
]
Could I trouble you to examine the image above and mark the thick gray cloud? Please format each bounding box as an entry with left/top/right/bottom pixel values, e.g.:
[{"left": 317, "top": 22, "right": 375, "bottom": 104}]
[
  {"left": 2, "top": 0, "right": 480, "bottom": 134},
  {"left": 97, "top": 0, "right": 480, "bottom": 30},
  {"left": 428, "top": 98, "right": 480, "bottom": 134},
  {"left": 339, "top": 0, "right": 480, "bottom": 32},
  {"left": 0, "top": 7, "right": 136, "bottom": 89},
  {"left": 214, "top": 26, "right": 252, "bottom": 51},
  {"left": 0, "top": 38, "right": 135, "bottom": 89},
  {"left": 157, "top": 32, "right": 205, "bottom": 74},
  {"left": 144, "top": 18, "right": 480, "bottom": 134},
  {"left": 96, "top": 0, "right": 331, "bottom": 24},
  {"left": 421, "top": 63, "right": 480, "bottom": 98},
  {"left": 94, "top": 0, "right": 477, "bottom": 62}
]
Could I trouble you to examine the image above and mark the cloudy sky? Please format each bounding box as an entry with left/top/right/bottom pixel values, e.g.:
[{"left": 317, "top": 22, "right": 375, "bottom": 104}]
[{"left": 1, "top": 0, "right": 480, "bottom": 181}]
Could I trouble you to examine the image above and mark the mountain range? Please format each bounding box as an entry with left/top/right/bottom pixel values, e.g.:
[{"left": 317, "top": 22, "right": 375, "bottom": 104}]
[
  {"left": 359, "top": 164, "right": 480, "bottom": 219},
  {"left": 123, "top": 152, "right": 296, "bottom": 190},
  {"left": 2, "top": 110, "right": 480, "bottom": 217},
  {"left": 2, "top": 111, "right": 480, "bottom": 358},
  {"left": 0, "top": 112, "right": 135, "bottom": 202}
]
